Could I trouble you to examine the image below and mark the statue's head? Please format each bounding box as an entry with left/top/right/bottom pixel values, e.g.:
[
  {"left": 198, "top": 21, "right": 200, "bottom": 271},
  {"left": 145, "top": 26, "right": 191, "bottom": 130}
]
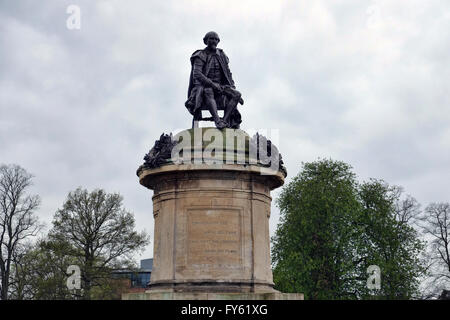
[{"left": 203, "top": 31, "right": 220, "bottom": 49}]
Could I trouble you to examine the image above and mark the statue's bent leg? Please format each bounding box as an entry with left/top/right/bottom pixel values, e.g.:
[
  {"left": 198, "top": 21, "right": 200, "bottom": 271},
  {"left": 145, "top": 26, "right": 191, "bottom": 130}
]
[
  {"left": 204, "top": 88, "right": 227, "bottom": 129},
  {"left": 223, "top": 89, "right": 242, "bottom": 124},
  {"left": 204, "top": 88, "right": 220, "bottom": 122}
]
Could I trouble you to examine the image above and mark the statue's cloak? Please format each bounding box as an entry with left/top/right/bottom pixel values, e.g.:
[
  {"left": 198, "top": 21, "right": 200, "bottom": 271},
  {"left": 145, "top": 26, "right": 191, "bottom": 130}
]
[{"left": 185, "top": 48, "right": 241, "bottom": 128}]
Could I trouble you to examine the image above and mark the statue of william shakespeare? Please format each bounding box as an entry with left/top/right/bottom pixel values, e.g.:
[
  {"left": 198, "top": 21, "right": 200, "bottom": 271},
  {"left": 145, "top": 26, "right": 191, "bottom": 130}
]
[
  {"left": 185, "top": 31, "right": 244, "bottom": 129},
  {"left": 132, "top": 31, "right": 301, "bottom": 301}
]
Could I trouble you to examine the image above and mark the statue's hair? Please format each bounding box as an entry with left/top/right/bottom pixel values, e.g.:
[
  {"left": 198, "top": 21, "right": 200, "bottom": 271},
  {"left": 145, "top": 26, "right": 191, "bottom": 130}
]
[{"left": 203, "top": 31, "right": 220, "bottom": 45}]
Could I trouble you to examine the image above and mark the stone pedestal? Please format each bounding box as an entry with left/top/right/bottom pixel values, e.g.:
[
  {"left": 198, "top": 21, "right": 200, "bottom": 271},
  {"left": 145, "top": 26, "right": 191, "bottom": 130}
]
[
  {"left": 122, "top": 291, "right": 304, "bottom": 300},
  {"left": 130, "top": 128, "right": 302, "bottom": 300}
]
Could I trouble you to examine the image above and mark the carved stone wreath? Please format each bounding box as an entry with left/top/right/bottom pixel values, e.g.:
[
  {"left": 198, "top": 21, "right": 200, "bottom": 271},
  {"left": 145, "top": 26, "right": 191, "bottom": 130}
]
[
  {"left": 136, "top": 133, "right": 177, "bottom": 176},
  {"left": 249, "top": 133, "right": 287, "bottom": 177},
  {"left": 137, "top": 131, "right": 287, "bottom": 177}
]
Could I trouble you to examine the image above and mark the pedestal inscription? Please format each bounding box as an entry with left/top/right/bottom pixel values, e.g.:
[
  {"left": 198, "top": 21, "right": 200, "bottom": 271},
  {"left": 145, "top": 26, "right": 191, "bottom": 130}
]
[{"left": 187, "top": 208, "right": 241, "bottom": 268}]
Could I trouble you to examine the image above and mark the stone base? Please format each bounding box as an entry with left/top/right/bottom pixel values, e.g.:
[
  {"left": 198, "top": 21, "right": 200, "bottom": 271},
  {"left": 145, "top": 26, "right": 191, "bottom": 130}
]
[
  {"left": 134, "top": 128, "right": 294, "bottom": 301},
  {"left": 139, "top": 162, "right": 284, "bottom": 294},
  {"left": 148, "top": 280, "right": 277, "bottom": 293},
  {"left": 122, "top": 291, "right": 304, "bottom": 300}
]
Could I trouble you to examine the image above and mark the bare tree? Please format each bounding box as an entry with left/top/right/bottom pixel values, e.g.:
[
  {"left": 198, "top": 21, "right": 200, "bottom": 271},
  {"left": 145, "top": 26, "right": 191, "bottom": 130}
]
[
  {"left": 394, "top": 193, "right": 421, "bottom": 225},
  {"left": 419, "top": 202, "right": 450, "bottom": 298},
  {"left": 0, "top": 164, "right": 42, "bottom": 300}
]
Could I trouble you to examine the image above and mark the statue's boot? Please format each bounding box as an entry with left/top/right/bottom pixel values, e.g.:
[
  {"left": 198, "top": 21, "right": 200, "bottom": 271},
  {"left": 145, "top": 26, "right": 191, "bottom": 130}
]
[{"left": 215, "top": 119, "right": 227, "bottom": 129}]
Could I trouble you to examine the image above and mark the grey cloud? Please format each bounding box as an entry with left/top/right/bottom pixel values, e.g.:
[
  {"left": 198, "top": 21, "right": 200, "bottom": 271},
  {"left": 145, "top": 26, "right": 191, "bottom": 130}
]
[{"left": 1, "top": 1, "right": 450, "bottom": 259}]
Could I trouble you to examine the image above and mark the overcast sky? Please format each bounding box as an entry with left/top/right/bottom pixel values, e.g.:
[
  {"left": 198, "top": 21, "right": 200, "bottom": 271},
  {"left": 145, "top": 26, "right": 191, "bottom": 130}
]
[{"left": 1, "top": 0, "right": 449, "bottom": 260}]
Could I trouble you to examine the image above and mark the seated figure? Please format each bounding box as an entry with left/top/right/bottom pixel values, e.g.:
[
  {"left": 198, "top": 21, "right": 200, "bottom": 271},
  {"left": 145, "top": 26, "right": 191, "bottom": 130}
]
[{"left": 185, "top": 31, "right": 244, "bottom": 129}]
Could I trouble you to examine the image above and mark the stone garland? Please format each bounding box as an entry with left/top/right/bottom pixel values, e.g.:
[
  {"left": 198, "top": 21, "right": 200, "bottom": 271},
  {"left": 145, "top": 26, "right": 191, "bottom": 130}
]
[{"left": 137, "top": 132, "right": 287, "bottom": 177}]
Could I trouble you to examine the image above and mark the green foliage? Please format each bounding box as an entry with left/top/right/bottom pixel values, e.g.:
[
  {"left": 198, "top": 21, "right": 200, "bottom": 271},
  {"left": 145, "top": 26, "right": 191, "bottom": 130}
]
[
  {"left": 42, "top": 188, "right": 149, "bottom": 300},
  {"left": 10, "top": 239, "right": 78, "bottom": 300},
  {"left": 356, "top": 180, "right": 425, "bottom": 299},
  {"left": 11, "top": 238, "right": 140, "bottom": 300},
  {"left": 271, "top": 159, "right": 426, "bottom": 299},
  {"left": 272, "top": 159, "right": 361, "bottom": 299}
]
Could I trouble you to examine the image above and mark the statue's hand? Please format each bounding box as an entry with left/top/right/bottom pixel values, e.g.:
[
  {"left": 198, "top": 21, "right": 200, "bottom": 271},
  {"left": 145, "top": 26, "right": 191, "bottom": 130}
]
[{"left": 212, "top": 82, "right": 223, "bottom": 92}]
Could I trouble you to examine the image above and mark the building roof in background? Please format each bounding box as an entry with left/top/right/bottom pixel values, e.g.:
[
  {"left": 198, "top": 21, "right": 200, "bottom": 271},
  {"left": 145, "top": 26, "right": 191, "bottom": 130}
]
[{"left": 140, "top": 258, "right": 153, "bottom": 272}]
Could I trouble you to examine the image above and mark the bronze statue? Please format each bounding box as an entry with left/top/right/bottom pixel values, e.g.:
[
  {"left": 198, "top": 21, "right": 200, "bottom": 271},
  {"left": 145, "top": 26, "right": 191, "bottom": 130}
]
[{"left": 185, "top": 31, "right": 244, "bottom": 129}]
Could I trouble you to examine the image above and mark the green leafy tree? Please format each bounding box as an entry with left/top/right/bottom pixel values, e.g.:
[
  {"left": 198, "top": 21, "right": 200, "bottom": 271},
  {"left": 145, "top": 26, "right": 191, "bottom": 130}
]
[
  {"left": 9, "top": 239, "right": 79, "bottom": 300},
  {"left": 10, "top": 237, "right": 136, "bottom": 300},
  {"left": 271, "top": 159, "right": 426, "bottom": 299},
  {"left": 272, "top": 159, "right": 362, "bottom": 299},
  {"left": 47, "top": 187, "right": 150, "bottom": 300},
  {"left": 356, "top": 180, "right": 425, "bottom": 299}
]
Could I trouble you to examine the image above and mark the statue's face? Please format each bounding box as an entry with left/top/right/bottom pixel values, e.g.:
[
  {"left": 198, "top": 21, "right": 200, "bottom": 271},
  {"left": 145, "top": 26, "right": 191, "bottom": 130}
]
[{"left": 206, "top": 35, "right": 219, "bottom": 50}]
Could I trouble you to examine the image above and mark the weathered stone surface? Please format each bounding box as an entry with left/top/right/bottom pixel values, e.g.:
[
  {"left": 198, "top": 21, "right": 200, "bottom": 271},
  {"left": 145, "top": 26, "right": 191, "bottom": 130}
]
[
  {"left": 132, "top": 128, "right": 302, "bottom": 299},
  {"left": 122, "top": 291, "right": 304, "bottom": 300},
  {"left": 140, "top": 164, "right": 278, "bottom": 293},
  {"left": 136, "top": 128, "right": 287, "bottom": 178}
]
